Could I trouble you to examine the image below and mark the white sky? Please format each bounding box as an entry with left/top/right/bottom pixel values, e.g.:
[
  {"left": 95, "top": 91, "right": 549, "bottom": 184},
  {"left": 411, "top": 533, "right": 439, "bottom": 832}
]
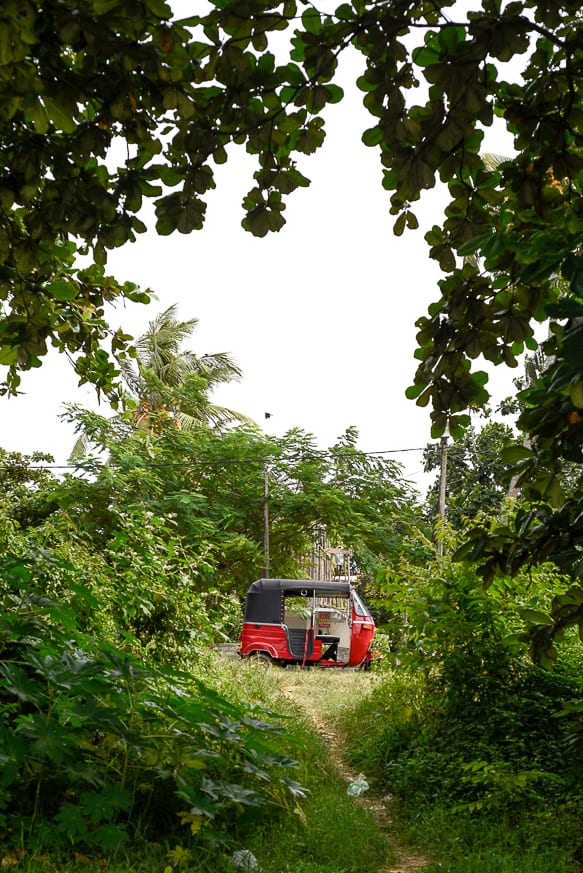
[{"left": 0, "top": 13, "right": 520, "bottom": 495}]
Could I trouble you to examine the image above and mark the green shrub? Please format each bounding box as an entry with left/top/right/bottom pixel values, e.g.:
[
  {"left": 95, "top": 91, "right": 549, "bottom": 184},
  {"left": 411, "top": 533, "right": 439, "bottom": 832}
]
[
  {"left": 342, "top": 559, "right": 583, "bottom": 811},
  {"left": 0, "top": 553, "right": 305, "bottom": 858}
]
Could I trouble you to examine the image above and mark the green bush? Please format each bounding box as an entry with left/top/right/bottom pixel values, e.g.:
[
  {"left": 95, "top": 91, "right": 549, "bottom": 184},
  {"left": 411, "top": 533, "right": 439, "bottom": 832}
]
[
  {"left": 0, "top": 553, "right": 305, "bottom": 858},
  {"left": 342, "top": 559, "right": 583, "bottom": 811}
]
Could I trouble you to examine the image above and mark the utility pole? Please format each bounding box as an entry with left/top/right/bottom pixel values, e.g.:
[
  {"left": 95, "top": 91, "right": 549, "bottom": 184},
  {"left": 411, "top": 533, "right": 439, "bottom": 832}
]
[
  {"left": 437, "top": 435, "right": 448, "bottom": 557},
  {"left": 263, "top": 463, "right": 270, "bottom": 578},
  {"left": 263, "top": 413, "right": 273, "bottom": 578}
]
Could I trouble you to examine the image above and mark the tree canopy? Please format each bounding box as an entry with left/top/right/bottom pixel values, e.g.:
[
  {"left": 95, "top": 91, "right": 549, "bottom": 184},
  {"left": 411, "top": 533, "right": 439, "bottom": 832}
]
[
  {"left": 63, "top": 412, "right": 422, "bottom": 593},
  {"left": 2, "top": 0, "right": 581, "bottom": 410},
  {"left": 423, "top": 420, "right": 522, "bottom": 528}
]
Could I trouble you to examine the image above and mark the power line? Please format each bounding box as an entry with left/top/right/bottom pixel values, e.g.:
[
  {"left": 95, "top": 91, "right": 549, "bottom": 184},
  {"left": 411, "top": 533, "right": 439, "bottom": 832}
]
[
  {"left": 0, "top": 439, "right": 520, "bottom": 476},
  {"left": 0, "top": 445, "right": 432, "bottom": 472}
]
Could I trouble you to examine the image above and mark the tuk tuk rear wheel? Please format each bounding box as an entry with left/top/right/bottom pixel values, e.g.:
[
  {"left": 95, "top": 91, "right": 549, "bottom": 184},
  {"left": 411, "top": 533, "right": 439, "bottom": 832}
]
[{"left": 250, "top": 651, "right": 273, "bottom": 665}]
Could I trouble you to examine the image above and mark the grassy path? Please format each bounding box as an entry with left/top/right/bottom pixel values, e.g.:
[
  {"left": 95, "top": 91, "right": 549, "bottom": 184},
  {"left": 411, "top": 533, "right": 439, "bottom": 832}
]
[{"left": 273, "top": 667, "right": 428, "bottom": 873}]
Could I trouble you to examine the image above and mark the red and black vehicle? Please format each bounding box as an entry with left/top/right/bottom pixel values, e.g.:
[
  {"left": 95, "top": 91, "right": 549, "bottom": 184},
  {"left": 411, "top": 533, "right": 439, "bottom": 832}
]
[{"left": 238, "top": 578, "right": 375, "bottom": 669}]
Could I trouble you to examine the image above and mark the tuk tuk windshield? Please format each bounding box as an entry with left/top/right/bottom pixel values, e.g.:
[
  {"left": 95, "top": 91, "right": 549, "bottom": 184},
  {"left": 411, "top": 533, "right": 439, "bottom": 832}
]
[{"left": 352, "top": 590, "right": 372, "bottom": 617}]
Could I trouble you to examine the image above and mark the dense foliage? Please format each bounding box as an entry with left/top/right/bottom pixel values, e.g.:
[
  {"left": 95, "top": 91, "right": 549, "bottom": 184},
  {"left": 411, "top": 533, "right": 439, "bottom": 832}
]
[
  {"left": 344, "top": 552, "right": 583, "bottom": 870},
  {"left": 62, "top": 413, "right": 422, "bottom": 602},
  {"left": 423, "top": 419, "right": 522, "bottom": 528},
  {"left": 0, "top": 433, "right": 420, "bottom": 857},
  {"left": 1, "top": 425, "right": 582, "bottom": 868},
  {"left": 0, "top": 551, "right": 306, "bottom": 861}
]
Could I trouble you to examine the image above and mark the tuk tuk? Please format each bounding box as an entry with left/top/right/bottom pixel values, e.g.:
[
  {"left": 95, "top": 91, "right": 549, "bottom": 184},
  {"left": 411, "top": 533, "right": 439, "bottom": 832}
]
[{"left": 238, "top": 578, "right": 375, "bottom": 668}]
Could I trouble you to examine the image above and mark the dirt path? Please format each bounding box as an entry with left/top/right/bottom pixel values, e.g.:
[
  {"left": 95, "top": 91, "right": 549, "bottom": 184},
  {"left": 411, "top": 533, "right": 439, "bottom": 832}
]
[{"left": 278, "top": 669, "right": 428, "bottom": 873}]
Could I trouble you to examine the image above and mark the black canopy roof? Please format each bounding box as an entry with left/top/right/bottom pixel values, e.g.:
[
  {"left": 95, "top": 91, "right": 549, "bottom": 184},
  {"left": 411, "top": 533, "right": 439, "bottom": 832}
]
[
  {"left": 243, "top": 578, "right": 352, "bottom": 624},
  {"left": 246, "top": 578, "right": 352, "bottom": 596}
]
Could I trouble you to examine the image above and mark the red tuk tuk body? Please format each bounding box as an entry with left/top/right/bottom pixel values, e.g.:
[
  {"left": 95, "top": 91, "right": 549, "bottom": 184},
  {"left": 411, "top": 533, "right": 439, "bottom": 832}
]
[{"left": 238, "top": 578, "right": 375, "bottom": 668}]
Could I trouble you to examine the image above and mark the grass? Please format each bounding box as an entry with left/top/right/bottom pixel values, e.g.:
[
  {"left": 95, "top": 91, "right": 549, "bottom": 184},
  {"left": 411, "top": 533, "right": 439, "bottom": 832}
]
[
  {"left": 400, "top": 799, "right": 583, "bottom": 872},
  {"left": 422, "top": 857, "right": 577, "bottom": 873},
  {"left": 8, "top": 659, "right": 391, "bottom": 873},
  {"left": 243, "top": 727, "right": 392, "bottom": 873},
  {"left": 228, "top": 662, "right": 394, "bottom": 873},
  {"left": 185, "top": 659, "right": 583, "bottom": 873}
]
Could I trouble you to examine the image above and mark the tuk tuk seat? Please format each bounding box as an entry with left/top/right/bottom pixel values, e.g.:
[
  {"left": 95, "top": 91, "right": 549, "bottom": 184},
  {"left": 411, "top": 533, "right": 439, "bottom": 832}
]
[{"left": 316, "top": 634, "right": 340, "bottom": 661}]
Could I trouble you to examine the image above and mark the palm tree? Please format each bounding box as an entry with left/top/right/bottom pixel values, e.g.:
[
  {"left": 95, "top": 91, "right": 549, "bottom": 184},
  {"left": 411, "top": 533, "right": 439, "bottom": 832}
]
[
  {"left": 122, "top": 305, "right": 251, "bottom": 430},
  {"left": 121, "top": 305, "right": 253, "bottom": 432},
  {"left": 68, "top": 306, "right": 253, "bottom": 458}
]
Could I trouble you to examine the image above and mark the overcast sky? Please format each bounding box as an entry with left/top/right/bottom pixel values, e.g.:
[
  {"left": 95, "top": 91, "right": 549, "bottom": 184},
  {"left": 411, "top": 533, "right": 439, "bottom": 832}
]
[{"left": 0, "top": 15, "right": 519, "bottom": 494}]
